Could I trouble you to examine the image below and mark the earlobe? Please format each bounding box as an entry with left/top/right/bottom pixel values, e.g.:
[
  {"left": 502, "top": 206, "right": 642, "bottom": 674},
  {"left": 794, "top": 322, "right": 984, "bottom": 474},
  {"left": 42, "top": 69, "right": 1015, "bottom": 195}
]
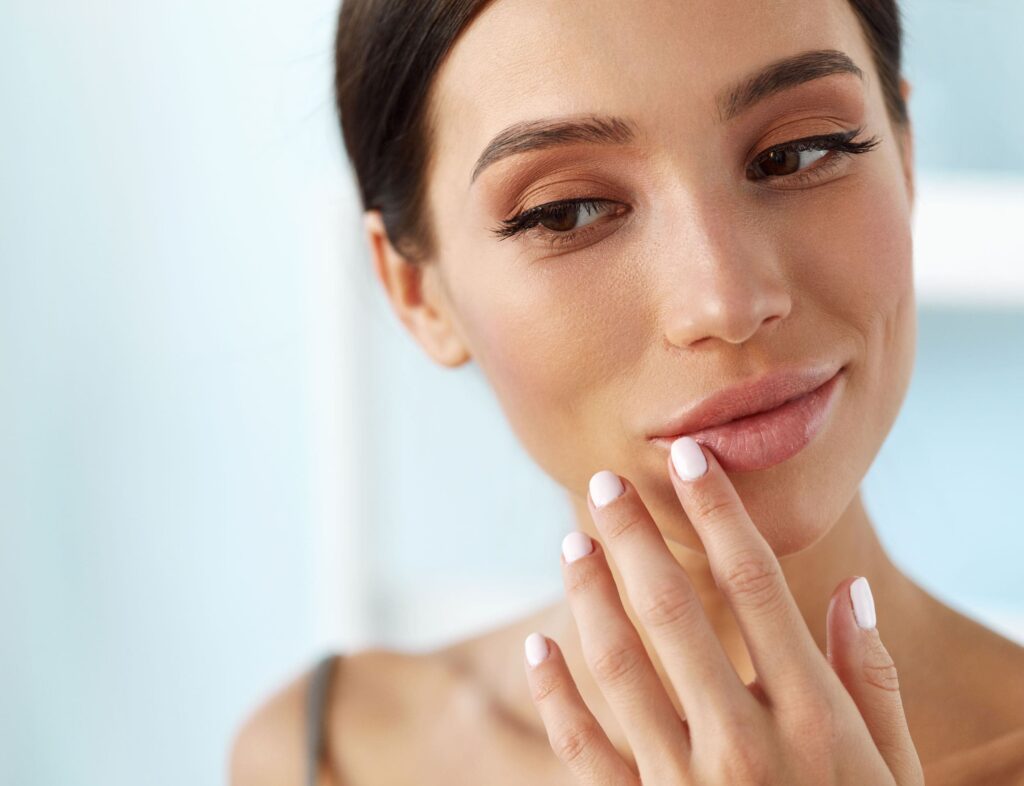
[{"left": 362, "top": 209, "right": 472, "bottom": 368}]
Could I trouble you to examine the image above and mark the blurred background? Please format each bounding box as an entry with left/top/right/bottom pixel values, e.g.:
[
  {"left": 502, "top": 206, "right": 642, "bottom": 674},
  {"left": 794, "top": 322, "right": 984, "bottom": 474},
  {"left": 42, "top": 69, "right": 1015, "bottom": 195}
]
[{"left": 2, "top": 1, "right": 1022, "bottom": 784}]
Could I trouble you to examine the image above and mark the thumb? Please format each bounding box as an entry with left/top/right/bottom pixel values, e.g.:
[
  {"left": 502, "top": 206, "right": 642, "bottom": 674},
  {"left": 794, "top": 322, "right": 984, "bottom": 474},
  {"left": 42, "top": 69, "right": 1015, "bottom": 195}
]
[{"left": 826, "top": 576, "right": 924, "bottom": 785}]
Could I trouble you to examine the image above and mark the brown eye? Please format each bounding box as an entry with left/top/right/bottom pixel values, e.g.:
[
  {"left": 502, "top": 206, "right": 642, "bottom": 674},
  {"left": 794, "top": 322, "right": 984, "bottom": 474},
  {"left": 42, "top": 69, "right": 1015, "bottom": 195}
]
[
  {"left": 537, "top": 201, "right": 604, "bottom": 232},
  {"left": 491, "top": 197, "right": 628, "bottom": 245},
  {"left": 538, "top": 205, "right": 579, "bottom": 231},
  {"left": 748, "top": 145, "right": 828, "bottom": 180}
]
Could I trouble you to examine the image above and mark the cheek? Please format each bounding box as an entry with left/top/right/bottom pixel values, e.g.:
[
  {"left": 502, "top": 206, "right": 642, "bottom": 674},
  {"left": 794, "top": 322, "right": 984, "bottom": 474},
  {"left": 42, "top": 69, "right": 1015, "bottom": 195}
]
[
  {"left": 787, "top": 164, "right": 913, "bottom": 324},
  {"left": 451, "top": 258, "right": 648, "bottom": 487},
  {"left": 803, "top": 164, "right": 917, "bottom": 432}
]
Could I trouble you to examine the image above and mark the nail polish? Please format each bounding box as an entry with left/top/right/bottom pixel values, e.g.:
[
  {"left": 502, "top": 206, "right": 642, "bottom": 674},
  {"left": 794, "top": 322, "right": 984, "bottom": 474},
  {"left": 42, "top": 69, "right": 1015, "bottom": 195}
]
[
  {"left": 850, "top": 576, "right": 876, "bottom": 630},
  {"left": 671, "top": 436, "right": 708, "bottom": 481},
  {"left": 561, "top": 531, "right": 594, "bottom": 563},
  {"left": 524, "top": 632, "right": 549, "bottom": 667},
  {"left": 589, "top": 470, "right": 624, "bottom": 508}
]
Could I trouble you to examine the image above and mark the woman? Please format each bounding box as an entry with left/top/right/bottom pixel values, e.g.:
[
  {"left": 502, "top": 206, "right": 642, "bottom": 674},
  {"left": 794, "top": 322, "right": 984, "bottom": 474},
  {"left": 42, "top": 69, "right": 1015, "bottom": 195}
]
[{"left": 231, "top": 0, "right": 1024, "bottom": 783}]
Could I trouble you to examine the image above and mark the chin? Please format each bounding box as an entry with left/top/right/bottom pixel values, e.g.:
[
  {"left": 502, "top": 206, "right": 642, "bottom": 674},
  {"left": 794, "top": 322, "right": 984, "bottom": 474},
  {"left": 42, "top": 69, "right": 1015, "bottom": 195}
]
[
  {"left": 659, "top": 474, "right": 849, "bottom": 558},
  {"left": 650, "top": 415, "right": 866, "bottom": 558}
]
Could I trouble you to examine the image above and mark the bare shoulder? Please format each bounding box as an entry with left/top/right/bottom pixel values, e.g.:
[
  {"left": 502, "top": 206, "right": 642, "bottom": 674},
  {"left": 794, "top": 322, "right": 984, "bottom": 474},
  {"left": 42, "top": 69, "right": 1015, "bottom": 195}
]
[
  {"left": 915, "top": 599, "right": 1024, "bottom": 783},
  {"left": 324, "top": 647, "right": 481, "bottom": 784},
  {"left": 323, "top": 641, "right": 558, "bottom": 786},
  {"left": 924, "top": 725, "right": 1024, "bottom": 786},
  {"left": 227, "top": 647, "right": 482, "bottom": 786},
  {"left": 228, "top": 650, "right": 403, "bottom": 786},
  {"left": 944, "top": 608, "right": 1024, "bottom": 722},
  {"left": 228, "top": 662, "right": 314, "bottom": 786}
]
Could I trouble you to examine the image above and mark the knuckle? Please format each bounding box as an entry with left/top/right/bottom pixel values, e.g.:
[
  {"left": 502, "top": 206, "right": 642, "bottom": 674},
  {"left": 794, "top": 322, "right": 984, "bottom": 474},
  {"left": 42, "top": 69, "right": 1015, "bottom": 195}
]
[
  {"left": 721, "top": 552, "right": 785, "bottom": 612},
  {"left": 700, "top": 708, "right": 771, "bottom": 783},
  {"left": 588, "top": 639, "right": 645, "bottom": 686},
  {"left": 787, "top": 696, "right": 840, "bottom": 745},
  {"left": 603, "top": 511, "right": 645, "bottom": 541},
  {"left": 774, "top": 670, "right": 841, "bottom": 724},
  {"left": 710, "top": 707, "right": 762, "bottom": 751},
  {"left": 636, "top": 579, "right": 698, "bottom": 630},
  {"left": 550, "top": 722, "right": 600, "bottom": 765},
  {"left": 712, "top": 739, "right": 767, "bottom": 784},
  {"left": 530, "top": 673, "right": 562, "bottom": 704},
  {"left": 691, "top": 491, "right": 737, "bottom": 524},
  {"left": 564, "top": 558, "right": 603, "bottom": 595},
  {"left": 862, "top": 634, "right": 901, "bottom": 693}
]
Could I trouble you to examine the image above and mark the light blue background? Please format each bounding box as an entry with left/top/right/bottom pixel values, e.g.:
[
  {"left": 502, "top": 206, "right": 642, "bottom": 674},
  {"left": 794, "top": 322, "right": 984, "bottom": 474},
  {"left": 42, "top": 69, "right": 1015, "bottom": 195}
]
[{"left": 2, "top": 1, "right": 1021, "bottom": 785}]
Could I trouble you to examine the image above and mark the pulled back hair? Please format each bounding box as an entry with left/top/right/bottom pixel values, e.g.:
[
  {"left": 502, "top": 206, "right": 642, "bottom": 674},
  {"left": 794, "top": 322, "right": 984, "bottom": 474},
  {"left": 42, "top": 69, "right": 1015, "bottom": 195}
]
[{"left": 333, "top": 0, "right": 908, "bottom": 265}]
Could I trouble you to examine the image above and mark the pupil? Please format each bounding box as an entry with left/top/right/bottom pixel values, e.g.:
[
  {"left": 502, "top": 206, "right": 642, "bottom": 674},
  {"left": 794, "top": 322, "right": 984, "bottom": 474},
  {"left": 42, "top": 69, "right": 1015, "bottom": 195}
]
[
  {"left": 762, "top": 149, "right": 799, "bottom": 177},
  {"left": 541, "top": 206, "right": 578, "bottom": 232}
]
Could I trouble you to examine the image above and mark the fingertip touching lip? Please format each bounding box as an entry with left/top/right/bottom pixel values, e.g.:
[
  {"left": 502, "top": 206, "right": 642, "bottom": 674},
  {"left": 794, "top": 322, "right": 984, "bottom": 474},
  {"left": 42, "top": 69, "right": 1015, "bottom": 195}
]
[{"left": 648, "top": 361, "right": 846, "bottom": 440}]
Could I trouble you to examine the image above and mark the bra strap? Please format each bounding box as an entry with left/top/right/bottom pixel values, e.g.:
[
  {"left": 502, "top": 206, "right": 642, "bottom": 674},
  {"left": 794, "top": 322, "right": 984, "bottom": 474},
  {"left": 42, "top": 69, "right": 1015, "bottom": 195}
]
[{"left": 306, "top": 653, "right": 340, "bottom": 786}]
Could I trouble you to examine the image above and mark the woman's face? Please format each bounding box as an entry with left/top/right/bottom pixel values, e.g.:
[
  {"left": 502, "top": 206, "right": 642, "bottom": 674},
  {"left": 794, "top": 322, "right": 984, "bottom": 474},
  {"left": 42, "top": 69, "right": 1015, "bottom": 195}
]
[{"left": 413, "top": 0, "right": 916, "bottom": 555}]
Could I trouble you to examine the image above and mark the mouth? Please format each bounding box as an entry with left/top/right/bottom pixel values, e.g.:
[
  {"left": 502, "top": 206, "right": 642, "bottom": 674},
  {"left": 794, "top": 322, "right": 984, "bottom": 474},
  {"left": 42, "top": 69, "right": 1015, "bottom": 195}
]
[{"left": 648, "top": 365, "right": 846, "bottom": 472}]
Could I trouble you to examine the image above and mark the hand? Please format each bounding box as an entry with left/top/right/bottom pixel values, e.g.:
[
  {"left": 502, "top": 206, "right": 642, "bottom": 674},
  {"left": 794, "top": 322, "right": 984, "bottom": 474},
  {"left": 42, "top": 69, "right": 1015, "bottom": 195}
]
[{"left": 522, "top": 436, "right": 924, "bottom": 785}]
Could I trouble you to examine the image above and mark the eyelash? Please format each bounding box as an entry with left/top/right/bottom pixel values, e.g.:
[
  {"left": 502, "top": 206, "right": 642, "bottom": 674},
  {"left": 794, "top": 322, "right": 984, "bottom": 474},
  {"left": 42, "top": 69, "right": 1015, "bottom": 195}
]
[{"left": 489, "top": 126, "right": 882, "bottom": 247}]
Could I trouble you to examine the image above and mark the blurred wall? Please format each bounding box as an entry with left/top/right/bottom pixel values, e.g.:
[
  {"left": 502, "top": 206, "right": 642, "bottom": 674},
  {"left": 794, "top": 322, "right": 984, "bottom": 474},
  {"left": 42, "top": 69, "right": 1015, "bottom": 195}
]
[
  {"left": 1, "top": 1, "right": 1021, "bottom": 785},
  {"left": 0, "top": 1, "right": 363, "bottom": 783}
]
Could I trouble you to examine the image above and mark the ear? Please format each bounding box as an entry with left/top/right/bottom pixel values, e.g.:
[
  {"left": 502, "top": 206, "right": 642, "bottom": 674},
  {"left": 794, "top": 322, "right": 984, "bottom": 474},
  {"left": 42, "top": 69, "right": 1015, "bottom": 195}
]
[
  {"left": 896, "top": 77, "right": 915, "bottom": 212},
  {"left": 363, "top": 209, "right": 471, "bottom": 368}
]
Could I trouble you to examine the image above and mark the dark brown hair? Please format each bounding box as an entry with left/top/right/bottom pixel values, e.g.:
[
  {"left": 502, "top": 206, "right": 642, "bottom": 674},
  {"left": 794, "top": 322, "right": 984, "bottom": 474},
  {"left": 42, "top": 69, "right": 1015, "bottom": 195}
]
[{"left": 333, "top": 0, "right": 908, "bottom": 265}]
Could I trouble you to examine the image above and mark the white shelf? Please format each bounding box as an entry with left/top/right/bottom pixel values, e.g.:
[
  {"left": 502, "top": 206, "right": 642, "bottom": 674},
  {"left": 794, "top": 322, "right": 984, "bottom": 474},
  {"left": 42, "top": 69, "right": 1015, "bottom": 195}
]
[{"left": 913, "top": 173, "right": 1024, "bottom": 306}]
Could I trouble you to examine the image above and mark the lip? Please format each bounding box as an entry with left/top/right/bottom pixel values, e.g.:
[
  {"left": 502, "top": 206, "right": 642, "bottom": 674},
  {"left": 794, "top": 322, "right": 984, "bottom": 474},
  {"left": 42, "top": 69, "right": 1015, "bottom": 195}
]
[{"left": 648, "top": 363, "right": 846, "bottom": 472}]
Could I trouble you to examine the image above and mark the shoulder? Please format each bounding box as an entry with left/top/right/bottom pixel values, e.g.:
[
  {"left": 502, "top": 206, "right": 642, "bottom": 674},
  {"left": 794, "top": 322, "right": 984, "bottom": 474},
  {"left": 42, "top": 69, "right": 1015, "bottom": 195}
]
[
  {"left": 916, "top": 603, "right": 1024, "bottom": 783},
  {"left": 923, "top": 726, "right": 1024, "bottom": 786},
  {"left": 325, "top": 648, "right": 480, "bottom": 783},
  {"left": 229, "top": 648, "right": 463, "bottom": 786},
  {"left": 942, "top": 609, "right": 1024, "bottom": 726},
  {"left": 228, "top": 660, "right": 315, "bottom": 786}
]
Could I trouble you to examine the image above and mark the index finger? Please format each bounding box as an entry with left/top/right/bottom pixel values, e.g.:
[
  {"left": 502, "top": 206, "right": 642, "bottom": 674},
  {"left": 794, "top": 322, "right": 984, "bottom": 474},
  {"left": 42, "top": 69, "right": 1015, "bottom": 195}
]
[{"left": 667, "top": 436, "right": 828, "bottom": 696}]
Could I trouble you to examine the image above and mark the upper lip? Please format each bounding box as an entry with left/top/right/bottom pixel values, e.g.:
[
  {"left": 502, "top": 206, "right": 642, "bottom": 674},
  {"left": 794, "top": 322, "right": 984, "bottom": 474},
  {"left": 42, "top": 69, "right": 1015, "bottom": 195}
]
[{"left": 648, "top": 361, "right": 844, "bottom": 439}]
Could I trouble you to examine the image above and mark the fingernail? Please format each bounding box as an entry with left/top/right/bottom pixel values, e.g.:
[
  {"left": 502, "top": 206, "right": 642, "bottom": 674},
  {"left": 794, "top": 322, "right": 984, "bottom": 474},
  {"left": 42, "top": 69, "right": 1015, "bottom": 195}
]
[
  {"left": 589, "top": 470, "right": 624, "bottom": 508},
  {"left": 671, "top": 436, "right": 708, "bottom": 481},
  {"left": 561, "top": 531, "right": 594, "bottom": 563},
  {"left": 524, "top": 632, "right": 549, "bottom": 667},
  {"left": 850, "top": 576, "right": 876, "bottom": 630}
]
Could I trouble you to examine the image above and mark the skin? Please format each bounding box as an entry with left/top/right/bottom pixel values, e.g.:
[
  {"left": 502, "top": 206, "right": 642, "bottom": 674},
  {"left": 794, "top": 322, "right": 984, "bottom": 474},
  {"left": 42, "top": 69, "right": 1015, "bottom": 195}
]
[{"left": 230, "top": 0, "right": 1024, "bottom": 783}]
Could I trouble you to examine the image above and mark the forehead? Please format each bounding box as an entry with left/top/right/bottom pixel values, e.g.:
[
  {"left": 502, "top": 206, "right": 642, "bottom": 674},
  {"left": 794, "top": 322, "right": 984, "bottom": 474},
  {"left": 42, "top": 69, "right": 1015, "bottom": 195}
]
[{"left": 427, "top": 0, "right": 871, "bottom": 188}]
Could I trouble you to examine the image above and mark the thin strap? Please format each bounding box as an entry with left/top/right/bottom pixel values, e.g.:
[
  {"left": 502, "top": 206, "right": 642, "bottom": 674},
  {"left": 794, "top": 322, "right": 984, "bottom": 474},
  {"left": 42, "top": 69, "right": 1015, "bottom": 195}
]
[{"left": 306, "top": 652, "right": 341, "bottom": 786}]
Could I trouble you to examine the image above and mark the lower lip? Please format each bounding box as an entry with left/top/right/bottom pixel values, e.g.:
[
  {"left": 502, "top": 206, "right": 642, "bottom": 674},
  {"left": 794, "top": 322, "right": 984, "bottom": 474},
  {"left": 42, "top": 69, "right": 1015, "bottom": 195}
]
[{"left": 651, "top": 368, "right": 845, "bottom": 472}]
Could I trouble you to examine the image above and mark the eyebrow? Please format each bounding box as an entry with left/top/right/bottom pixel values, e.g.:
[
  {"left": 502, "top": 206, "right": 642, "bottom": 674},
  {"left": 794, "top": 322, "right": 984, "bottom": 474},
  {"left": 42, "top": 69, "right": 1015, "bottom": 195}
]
[{"left": 469, "top": 48, "right": 864, "bottom": 185}]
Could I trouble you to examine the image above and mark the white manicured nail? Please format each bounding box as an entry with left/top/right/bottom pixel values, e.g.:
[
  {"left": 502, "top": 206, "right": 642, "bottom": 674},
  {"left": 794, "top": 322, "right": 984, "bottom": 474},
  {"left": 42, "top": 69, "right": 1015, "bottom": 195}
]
[
  {"left": 850, "top": 576, "right": 877, "bottom": 630},
  {"left": 561, "top": 531, "right": 594, "bottom": 563},
  {"left": 671, "top": 436, "right": 708, "bottom": 481},
  {"left": 589, "top": 470, "right": 624, "bottom": 508},
  {"left": 524, "top": 632, "right": 549, "bottom": 667}
]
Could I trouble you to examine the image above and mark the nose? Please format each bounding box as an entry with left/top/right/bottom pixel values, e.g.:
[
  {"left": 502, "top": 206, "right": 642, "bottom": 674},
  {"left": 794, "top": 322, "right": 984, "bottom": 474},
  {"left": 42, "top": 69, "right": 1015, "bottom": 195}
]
[{"left": 659, "top": 200, "right": 792, "bottom": 350}]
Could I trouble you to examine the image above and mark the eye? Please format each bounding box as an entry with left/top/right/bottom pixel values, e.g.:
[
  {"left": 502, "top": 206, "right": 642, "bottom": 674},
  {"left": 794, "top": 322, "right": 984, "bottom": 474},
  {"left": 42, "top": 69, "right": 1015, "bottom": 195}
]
[
  {"left": 489, "top": 197, "right": 629, "bottom": 248},
  {"left": 746, "top": 127, "right": 881, "bottom": 186}
]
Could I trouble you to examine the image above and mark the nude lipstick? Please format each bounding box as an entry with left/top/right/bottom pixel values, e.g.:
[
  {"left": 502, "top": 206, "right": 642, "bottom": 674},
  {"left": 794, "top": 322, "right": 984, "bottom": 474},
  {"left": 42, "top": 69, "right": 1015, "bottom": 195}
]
[{"left": 648, "top": 364, "right": 845, "bottom": 472}]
